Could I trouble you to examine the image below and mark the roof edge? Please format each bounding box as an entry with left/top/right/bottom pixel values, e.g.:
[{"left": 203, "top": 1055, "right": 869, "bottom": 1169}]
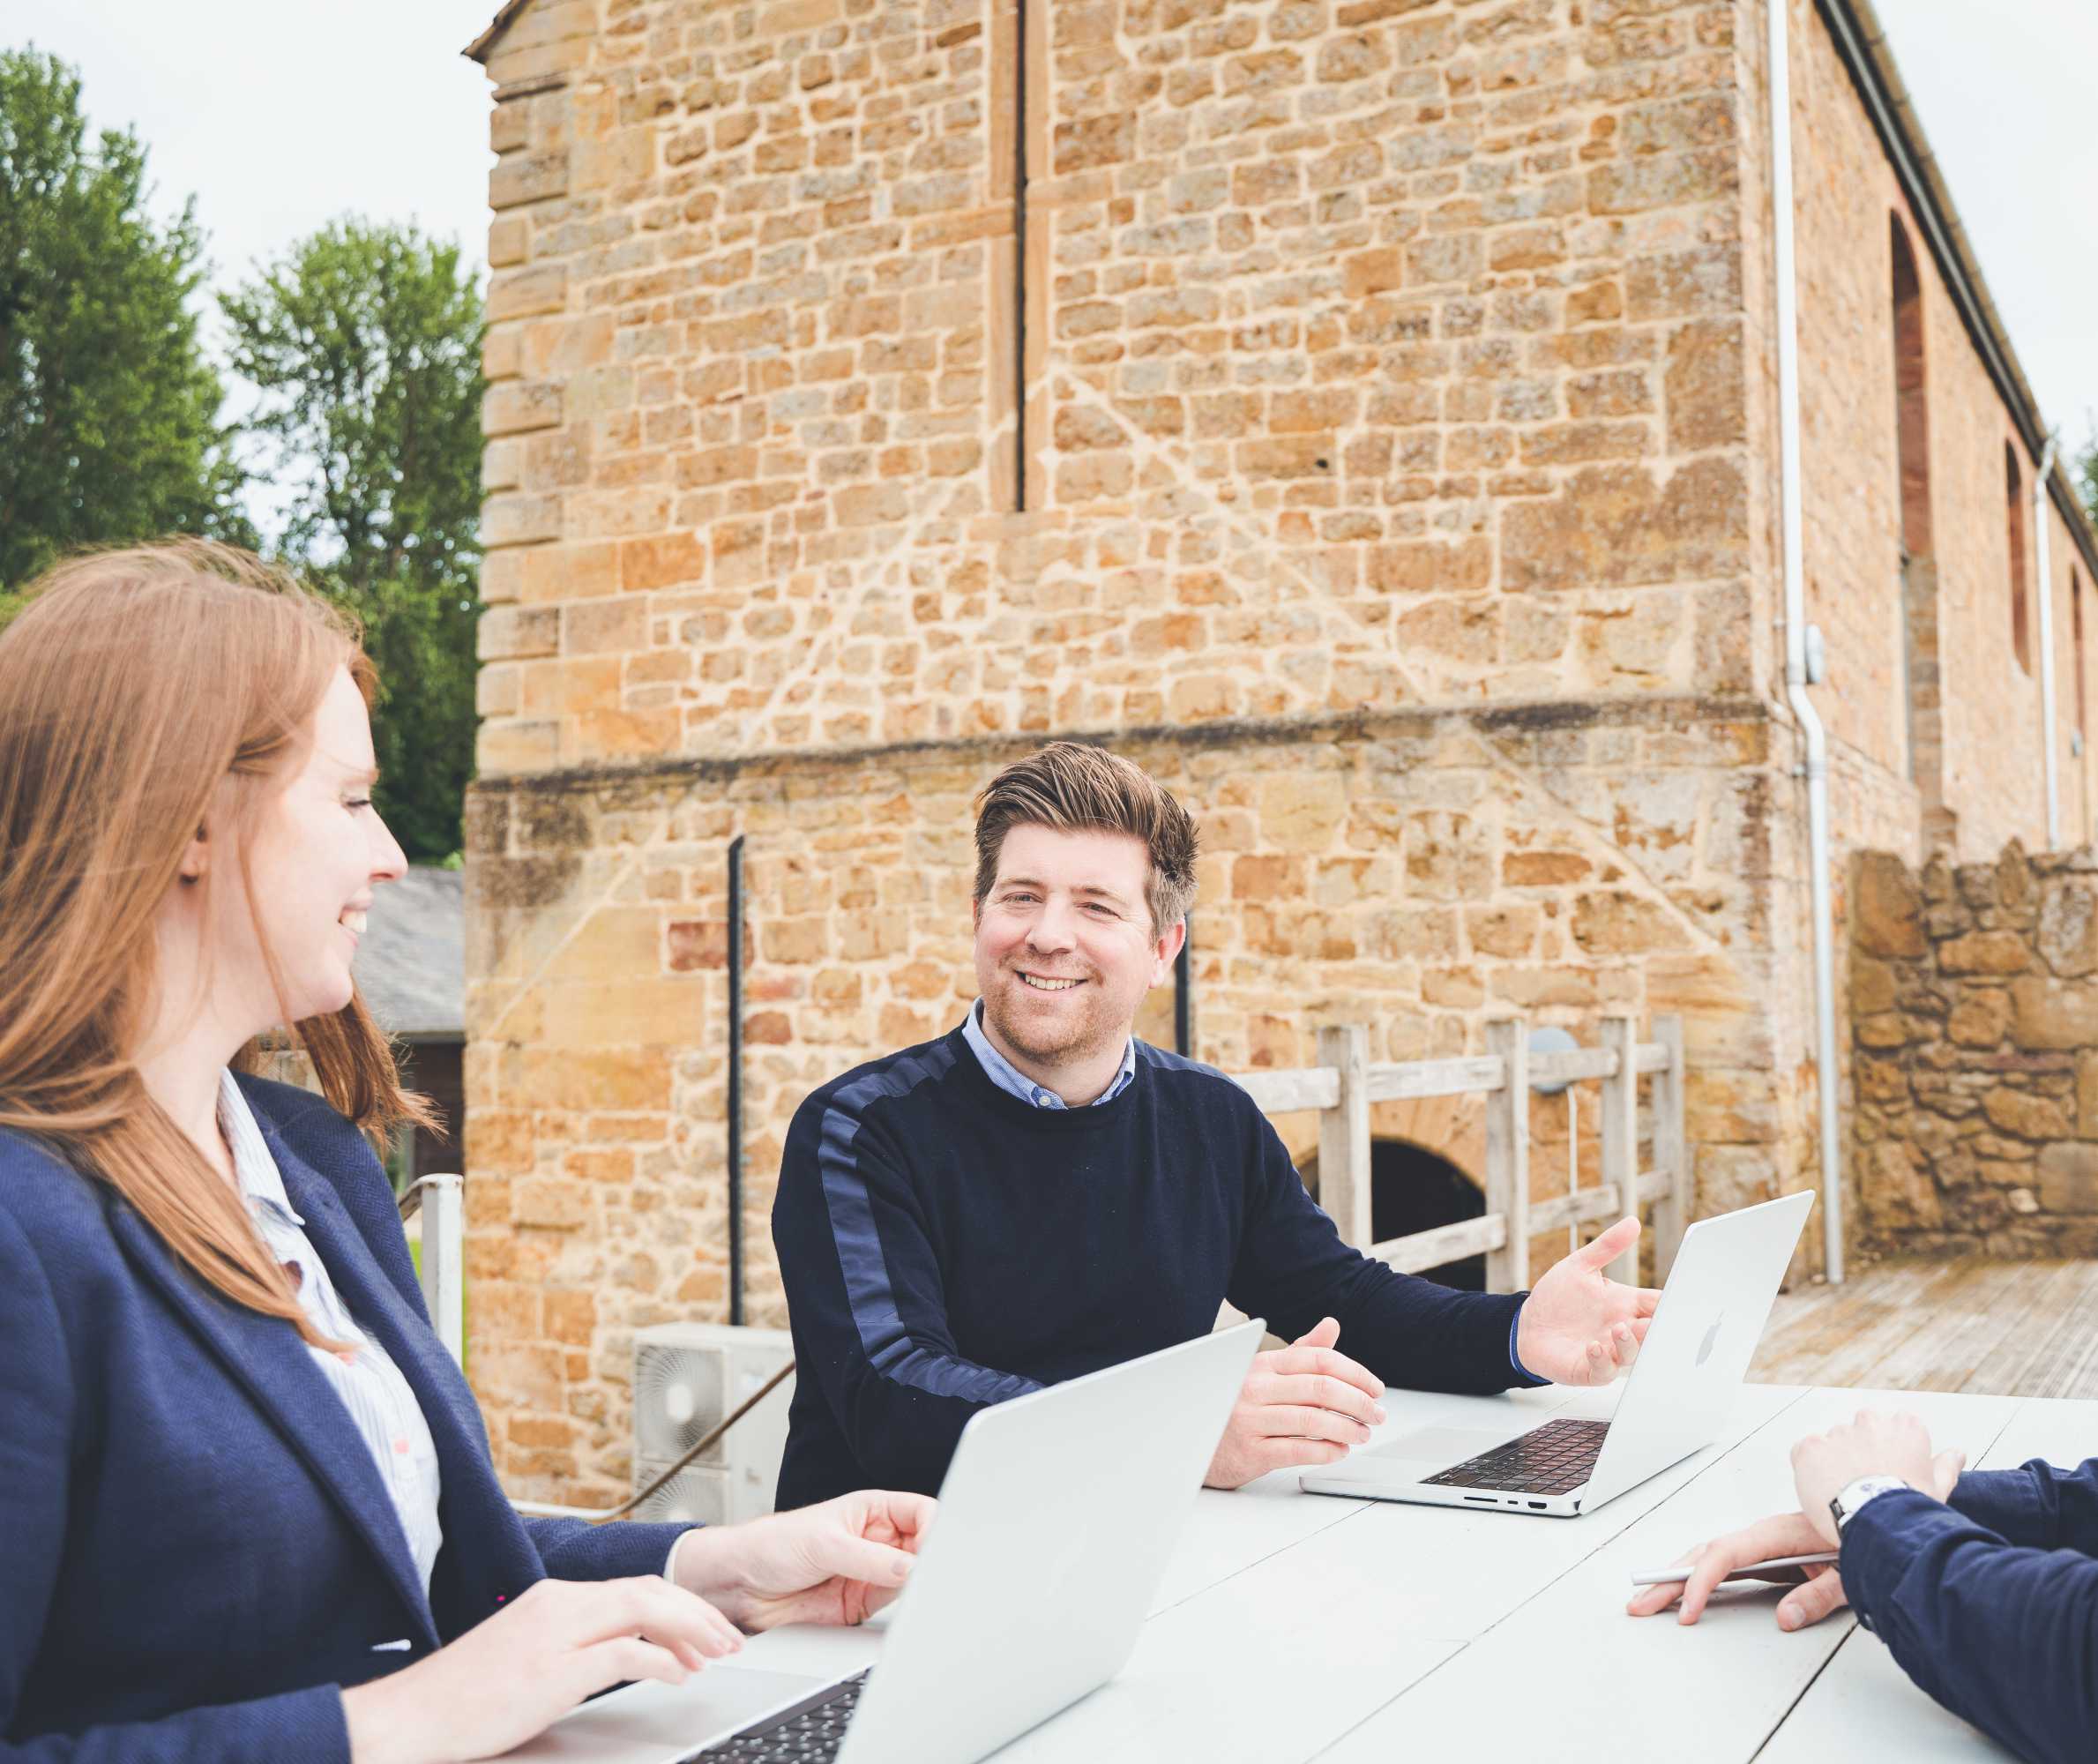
[
  {"left": 464, "top": 0, "right": 534, "bottom": 64},
  {"left": 1816, "top": 0, "right": 2098, "bottom": 581}
]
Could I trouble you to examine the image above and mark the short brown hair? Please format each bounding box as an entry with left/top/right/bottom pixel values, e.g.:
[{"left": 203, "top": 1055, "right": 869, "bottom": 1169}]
[{"left": 973, "top": 743, "right": 1198, "bottom": 936}]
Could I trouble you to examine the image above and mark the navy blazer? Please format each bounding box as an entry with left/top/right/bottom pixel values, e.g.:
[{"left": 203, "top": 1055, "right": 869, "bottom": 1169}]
[
  {"left": 0, "top": 1074, "right": 691, "bottom": 1763},
  {"left": 1840, "top": 1461, "right": 2098, "bottom": 1764}
]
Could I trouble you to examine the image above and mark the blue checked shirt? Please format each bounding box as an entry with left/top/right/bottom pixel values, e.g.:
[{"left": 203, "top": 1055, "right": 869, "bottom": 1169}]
[{"left": 960, "top": 1000, "right": 1137, "bottom": 1108}]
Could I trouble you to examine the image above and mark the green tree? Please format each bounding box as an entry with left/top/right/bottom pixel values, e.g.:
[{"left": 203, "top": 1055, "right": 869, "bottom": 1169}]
[
  {"left": 221, "top": 220, "right": 485, "bottom": 863},
  {"left": 0, "top": 49, "right": 246, "bottom": 602}
]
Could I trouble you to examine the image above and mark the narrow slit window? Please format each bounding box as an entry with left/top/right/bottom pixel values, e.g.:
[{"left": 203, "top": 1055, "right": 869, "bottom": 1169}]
[
  {"left": 2008, "top": 444, "right": 2031, "bottom": 675},
  {"left": 1891, "top": 218, "right": 1930, "bottom": 562},
  {"left": 2075, "top": 568, "right": 2088, "bottom": 736}
]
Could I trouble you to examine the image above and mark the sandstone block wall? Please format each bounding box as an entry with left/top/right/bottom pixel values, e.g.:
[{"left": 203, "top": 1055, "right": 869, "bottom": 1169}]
[
  {"left": 464, "top": 704, "right": 1783, "bottom": 1500},
  {"left": 1849, "top": 844, "right": 2098, "bottom": 1258},
  {"left": 473, "top": 0, "right": 1762, "bottom": 785}
]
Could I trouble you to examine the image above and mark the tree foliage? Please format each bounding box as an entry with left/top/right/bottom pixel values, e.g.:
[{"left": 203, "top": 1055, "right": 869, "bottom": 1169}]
[
  {"left": 0, "top": 49, "right": 247, "bottom": 599},
  {"left": 221, "top": 220, "right": 486, "bottom": 863}
]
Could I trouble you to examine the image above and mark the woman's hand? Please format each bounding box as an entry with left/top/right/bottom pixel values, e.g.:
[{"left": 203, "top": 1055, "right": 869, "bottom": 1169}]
[
  {"left": 340, "top": 1575, "right": 744, "bottom": 1764},
  {"left": 672, "top": 1490, "right": 937, "bottom": 1632}
]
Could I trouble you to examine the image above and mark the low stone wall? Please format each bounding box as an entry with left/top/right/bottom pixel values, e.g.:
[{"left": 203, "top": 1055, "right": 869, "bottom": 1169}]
[{"left": 1851, "top": 843, "right": 2098, "bottom": 1258}]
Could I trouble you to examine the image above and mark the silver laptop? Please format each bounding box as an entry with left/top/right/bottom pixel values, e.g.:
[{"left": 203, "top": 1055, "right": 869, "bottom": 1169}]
[
  {"left": 504, "top": 1319, "right": 1263, "bottom": 1764},
  {"left": 1300, "top": 1191, "right": 1813, "bottom": 1517}
]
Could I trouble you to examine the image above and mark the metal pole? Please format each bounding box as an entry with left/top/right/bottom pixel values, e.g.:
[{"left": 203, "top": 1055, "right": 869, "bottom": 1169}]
[
  {"left": 1173, "top": 916, "right": 1191, "bottom": 1057},
  {"left": 413, "top": 1173, "right": 465, "bottom": 1366},
  {"left": 727, "top": 834, "right": 745, "bottom": 1327},
  {"left": 1768, "top": 0, "right": 1844, "bottom": 1282},
  {"left": 1012, "top": 0, "right": 1029, "bottom": 512}
]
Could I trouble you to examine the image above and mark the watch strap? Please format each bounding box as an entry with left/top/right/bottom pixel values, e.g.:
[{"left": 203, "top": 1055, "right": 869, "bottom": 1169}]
[{"left": 1831, "top": 1475, "right": 1913, "bottom": 1536}]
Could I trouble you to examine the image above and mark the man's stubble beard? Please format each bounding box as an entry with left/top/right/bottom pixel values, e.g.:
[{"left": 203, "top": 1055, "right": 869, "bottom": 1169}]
[{"left": 983, "top": 976, "right": 1119, "bottom": 1067}]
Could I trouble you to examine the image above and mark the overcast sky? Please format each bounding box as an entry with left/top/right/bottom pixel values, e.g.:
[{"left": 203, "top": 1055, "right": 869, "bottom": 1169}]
[{"left": 15, "top": 0, "right": 2098, "bottom": 452}]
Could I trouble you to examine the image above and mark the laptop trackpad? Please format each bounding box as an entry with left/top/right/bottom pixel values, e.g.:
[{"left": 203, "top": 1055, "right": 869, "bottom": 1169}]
[
  {"left": 500, "top": 1665, "right": 825, "bottom": 1760},
  {"left": 1366, "top": 1425, "right": 1517, "bottom": 1476}
]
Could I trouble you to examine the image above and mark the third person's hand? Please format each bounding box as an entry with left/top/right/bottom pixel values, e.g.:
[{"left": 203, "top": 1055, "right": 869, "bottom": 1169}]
[{"left": 1624, "top": 1509, "right": 1851, "bottom": 1630}]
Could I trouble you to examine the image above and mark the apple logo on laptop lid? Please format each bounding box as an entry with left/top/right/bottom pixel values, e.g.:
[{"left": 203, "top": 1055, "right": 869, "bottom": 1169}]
[{"left": 1696, "top": 1315, "right": 1723, "bottom": 1367}]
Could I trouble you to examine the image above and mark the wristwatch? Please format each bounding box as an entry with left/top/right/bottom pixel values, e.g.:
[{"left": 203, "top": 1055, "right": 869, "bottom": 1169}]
[{"left": 1830, "top": 1475, "right": 1913, "bottom": 1536}]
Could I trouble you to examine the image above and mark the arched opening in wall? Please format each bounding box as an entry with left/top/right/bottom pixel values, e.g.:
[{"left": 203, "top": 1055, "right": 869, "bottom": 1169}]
[
  {"left": 2008, "top": 443, "right": 2032, "bottom": 675},
  {"left": 1891, "top": 214, "right": 1943, "bottom": 834},
  {"left": 1371, "top": 1139, "right": 1486, "bottom": 1291}
]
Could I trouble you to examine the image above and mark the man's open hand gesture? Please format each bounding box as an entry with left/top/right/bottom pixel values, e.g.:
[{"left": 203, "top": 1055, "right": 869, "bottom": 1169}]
[
  {"left": 1514, "top": 1216, "right": 1662, "bottom": 1386},
  {"left": 1204, "top": 1317, "right": 1388, "bottom": 1489}
]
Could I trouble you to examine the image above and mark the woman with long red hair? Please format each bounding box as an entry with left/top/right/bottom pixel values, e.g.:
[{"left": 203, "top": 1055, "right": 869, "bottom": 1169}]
[{"left": 0, "top": 542, "right": 930, "bottom": 1762}]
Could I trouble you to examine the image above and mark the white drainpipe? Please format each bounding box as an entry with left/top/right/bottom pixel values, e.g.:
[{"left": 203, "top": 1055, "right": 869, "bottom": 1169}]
[
  {"left": 2035, "top": 435, "right": 2062, "bottom": 848},
  {"left": 1766, "top": 0, "right": 1845, "bottom": 1283}
]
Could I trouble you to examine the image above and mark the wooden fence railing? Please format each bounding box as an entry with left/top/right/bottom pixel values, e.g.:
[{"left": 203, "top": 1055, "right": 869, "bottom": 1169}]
[
  {"left": 1230, "top": 1012, "right": 1689, "bottom": 1290},
  {"left": 408, "top": 1013, "right": 1689, "bottom": 1371}
]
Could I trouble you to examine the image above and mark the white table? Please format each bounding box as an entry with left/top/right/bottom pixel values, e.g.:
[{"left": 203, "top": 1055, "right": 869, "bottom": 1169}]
[{"left": 581, "top": 1382, "right": 2095, "bottom": 1761}]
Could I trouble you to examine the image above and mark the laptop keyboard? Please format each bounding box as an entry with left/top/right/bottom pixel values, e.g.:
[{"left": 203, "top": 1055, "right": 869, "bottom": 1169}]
[
  {"left": 684, "top": 1670, "right": 869, "bottom": 1762},
  {"left": 1421, "top": 1417, "right": 1612, "bottom": 1496}
]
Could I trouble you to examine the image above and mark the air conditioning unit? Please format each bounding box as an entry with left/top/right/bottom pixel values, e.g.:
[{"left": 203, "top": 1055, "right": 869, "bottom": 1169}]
[{"left": 631, "top": 1322, "right": 795, "bottom": 1529}]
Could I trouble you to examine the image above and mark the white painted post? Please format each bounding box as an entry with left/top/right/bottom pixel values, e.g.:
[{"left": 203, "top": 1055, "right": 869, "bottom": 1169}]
[
  {"left": 1484, "top": 1018, "right": 1529, "bottom": 1293},
  {"left": 418, "top": 1173, "right": 466, "bottom": 1366},
  {"left": 1598, "top": 1015, "right": 1640, "bottom": 1288},
  {"left": 1653, "top": 1015, "right": 1690, "bottom": 1279},
  {"left": 1317, "top": 1025, "right": 1371, "bottom": 1251}
]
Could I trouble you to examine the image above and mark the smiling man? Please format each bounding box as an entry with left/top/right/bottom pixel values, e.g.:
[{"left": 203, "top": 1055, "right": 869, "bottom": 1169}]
[{"left": 770, "top": 743, "right": 1659, "bottom": 1509}]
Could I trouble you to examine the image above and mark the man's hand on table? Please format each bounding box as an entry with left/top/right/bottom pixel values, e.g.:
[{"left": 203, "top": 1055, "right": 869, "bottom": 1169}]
[
  {"left": 1625, "top": 1409, "right": 1963, "bottom": 1631},
  {"left": 1513, "top": 1216, "right": 1661, "bottom": 1386},
  {"left": 671, "top": 1489, "right": 937, "bottom": 1631},
  {"left": 1204, "top": 1316, "right": 1388, "bottom": 1490}
]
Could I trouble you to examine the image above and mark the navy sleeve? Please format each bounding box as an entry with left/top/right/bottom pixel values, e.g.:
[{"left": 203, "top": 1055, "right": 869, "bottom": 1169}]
[
  {"left": 0, "top": 1206, "right": 351, "bottom": 1764},
  {"left": 522, "top": 1515, "right": 698, "bottom": 1581},
  {"left": 1946, "top": 1459, "right": 2098, "bottom": 1551},
  {"left": 773, "top": 1085, "right": 1042, "bottom": 1496},
  {"left": 1840, "top": 1487, "right": 2098, "bottom": 1764},
  {"left": 1223, "top": 1106, "right": 1527, "bottom": 1394}
]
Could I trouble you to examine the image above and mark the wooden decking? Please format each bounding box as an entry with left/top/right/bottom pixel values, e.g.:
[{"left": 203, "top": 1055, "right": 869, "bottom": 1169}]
[{"left": 1749, "top": 1257, "right": 2098, "bottom": 1397}]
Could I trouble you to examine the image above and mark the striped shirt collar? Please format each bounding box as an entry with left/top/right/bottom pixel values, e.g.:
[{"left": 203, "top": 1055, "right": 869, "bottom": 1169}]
[
  {"left": 219, "top": 1071, "right": 306, "bottom": 1226},
  {"left": 961, "top": 999, "right": 1137, "bottom": 1110},
  {"left": 214, "top": 1068, "right": 449, "bottom": 1602}
]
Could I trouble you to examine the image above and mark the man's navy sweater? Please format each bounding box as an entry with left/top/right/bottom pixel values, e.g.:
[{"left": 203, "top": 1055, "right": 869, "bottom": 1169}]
[{"left": 772, "top": 1025, "right": 1528, "bottom": 1510}]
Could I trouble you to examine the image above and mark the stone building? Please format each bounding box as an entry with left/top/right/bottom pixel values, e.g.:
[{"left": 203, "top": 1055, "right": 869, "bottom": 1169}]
[
  {"left": 459, "top": 0, "right": 2098, "bottom": 1502},
  {"left": 1848, "top": 845, "right": 2098, "bottom": 1262}
]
